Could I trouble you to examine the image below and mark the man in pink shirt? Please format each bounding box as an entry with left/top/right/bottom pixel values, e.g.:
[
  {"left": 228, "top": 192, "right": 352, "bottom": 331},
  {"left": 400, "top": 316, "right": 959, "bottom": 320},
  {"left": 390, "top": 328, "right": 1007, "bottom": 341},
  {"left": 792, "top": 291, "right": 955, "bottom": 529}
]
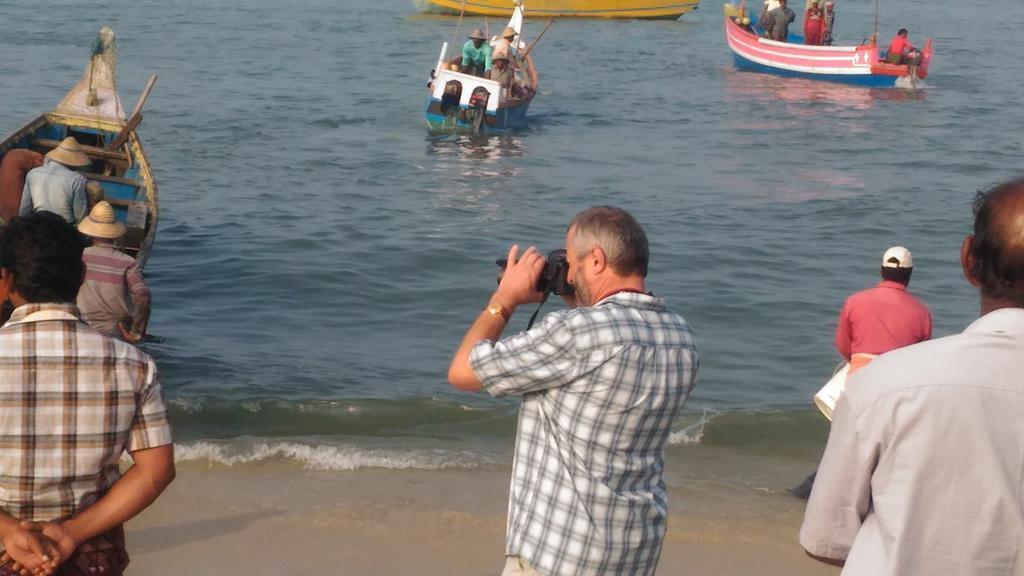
[{"left": 835, "top": 246, "right": 932, "bottom": 374}]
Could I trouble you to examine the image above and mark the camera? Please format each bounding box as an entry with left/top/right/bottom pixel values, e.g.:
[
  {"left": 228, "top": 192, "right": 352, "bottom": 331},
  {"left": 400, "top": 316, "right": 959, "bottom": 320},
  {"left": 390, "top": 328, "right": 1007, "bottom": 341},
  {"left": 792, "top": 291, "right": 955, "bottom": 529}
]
[{"left": 496, "top": 248, "right": 575, "bottom": 296}]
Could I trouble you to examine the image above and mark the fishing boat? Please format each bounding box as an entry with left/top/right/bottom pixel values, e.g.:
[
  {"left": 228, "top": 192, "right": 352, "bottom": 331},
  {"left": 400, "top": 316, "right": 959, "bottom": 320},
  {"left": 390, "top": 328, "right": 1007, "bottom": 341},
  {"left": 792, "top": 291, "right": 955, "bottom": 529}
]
[
  {"left": 425, "top": 3, "right": 541, "bottom": 132},
  {"left": 420, "top": 0, "right": 699, "bottom": 19},
  {"left": 0, "top": 27, "right": 159, "bottom": 267},
  {"left": 723, "top": 3, "right": 933, "bottom": 88}
]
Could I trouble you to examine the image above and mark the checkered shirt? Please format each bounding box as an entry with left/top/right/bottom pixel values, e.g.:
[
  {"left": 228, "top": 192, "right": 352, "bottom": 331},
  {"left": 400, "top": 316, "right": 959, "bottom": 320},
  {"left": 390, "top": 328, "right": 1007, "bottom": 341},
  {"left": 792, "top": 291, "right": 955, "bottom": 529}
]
[
  {"left": 471, "top": 292, "right": 698, "bottom": 576},
  {"left": 0, "top": 304, "right": 172, "bottom": 522}
]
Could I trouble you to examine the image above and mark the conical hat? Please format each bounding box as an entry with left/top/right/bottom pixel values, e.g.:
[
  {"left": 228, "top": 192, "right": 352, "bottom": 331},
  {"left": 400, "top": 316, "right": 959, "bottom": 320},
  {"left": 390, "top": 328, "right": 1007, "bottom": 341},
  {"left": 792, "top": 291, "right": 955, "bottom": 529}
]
[
  {"left": 501, "top": 26, "right": 517, "bottom": 38},
  {"left": 468, "top": 28, "right": 486, "bottom": 40},
  {"left": 46, "top": 137, "right": 91, "bottom": 168},
  {"left": 78, "top": 201, "right": 126, "bottom": 239}
]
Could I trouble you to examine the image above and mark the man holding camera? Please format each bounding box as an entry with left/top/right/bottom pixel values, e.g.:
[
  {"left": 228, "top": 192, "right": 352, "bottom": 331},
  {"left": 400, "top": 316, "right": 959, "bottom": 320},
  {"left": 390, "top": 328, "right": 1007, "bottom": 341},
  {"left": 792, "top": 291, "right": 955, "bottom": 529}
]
[{"left": 448, "top": 206, "right": 698, "bottom": 576}]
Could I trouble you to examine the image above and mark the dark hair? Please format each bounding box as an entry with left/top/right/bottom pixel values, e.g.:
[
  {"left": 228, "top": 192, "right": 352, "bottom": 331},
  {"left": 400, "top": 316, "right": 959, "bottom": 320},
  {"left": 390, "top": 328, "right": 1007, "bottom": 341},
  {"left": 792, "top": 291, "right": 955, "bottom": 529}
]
[
  {"left": 881, "top": 266, "right": 912, "bottom": 285},
  {"left": 898, "top": 28, "right": 908, "bottom": 36},
  {"left": 970, "top": 178, "right": 1024, "bottom": 306},
  {"left": 0, "top": 212, "right": 87, "bottom": 303},
  {"left": 568, "top": 206, "right": 649, "bottom": 277}
]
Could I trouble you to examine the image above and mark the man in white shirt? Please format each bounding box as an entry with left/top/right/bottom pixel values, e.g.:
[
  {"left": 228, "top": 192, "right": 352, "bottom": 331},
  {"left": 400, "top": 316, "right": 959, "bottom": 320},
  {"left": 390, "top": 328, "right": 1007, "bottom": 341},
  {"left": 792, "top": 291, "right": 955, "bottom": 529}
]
[{"left": 800, "top": 177, "right": 1024, "bottom": 575}]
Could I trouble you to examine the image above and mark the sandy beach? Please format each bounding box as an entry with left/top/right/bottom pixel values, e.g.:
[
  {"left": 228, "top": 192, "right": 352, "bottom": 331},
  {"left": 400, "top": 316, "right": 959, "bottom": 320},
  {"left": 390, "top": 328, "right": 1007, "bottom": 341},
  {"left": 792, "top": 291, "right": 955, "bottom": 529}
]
[{"left": 127, "top": 446, "right": 839, "bottom": 576}]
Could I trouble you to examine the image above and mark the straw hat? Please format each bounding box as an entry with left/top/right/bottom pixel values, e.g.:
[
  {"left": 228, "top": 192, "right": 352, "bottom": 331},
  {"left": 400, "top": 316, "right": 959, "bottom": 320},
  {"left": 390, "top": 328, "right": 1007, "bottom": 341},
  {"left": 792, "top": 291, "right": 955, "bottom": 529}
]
[
  {"left": 78, "top": 201, "right": 126, "bottom": 239},
  {"left": 46, "top": 136, "right": 91, "bottom": 168},
  {"left": 468, "top": 28, "right": 486, "bottom": 40},
  {"left": 501, "top": 26, "right": 517, "bottom": 38}
]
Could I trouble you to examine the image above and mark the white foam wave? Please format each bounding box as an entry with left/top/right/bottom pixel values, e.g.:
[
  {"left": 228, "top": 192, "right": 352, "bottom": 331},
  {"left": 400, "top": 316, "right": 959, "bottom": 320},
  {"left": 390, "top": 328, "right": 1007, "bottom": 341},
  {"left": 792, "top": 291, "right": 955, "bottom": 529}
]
[
  {"left": 174, "top": 441, "right": 492, "bottom": 471},
  {"left": 668, "top": 407, "right": 721, "bottom": 445}
]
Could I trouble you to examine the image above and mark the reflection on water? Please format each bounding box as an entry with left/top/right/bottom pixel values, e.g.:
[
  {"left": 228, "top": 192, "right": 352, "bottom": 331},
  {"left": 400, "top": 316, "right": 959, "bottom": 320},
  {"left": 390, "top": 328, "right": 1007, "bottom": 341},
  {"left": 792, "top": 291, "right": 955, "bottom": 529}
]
[
  {"left": 426, "top": 133, "right": 527, "bottom": 168},
  {"left": 423, "top": 133, "right": 528, "bottom": 216},
  {"left": 722, "top": 67, "right": 928, "bottom": 112}
]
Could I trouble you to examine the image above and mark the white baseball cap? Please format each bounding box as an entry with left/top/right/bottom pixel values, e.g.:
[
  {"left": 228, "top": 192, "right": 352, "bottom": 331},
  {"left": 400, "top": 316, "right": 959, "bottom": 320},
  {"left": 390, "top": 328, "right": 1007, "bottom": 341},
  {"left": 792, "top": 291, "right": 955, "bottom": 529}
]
[{"left": 882, "top": 246, "right": 913, "bottom": 268}]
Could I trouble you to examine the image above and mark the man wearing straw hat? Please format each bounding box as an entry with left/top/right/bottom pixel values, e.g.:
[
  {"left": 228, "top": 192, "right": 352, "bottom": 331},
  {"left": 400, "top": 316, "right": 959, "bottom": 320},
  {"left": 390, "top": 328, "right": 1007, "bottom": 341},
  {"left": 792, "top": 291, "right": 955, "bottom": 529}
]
[
  {"left": 19, "top": 136, "right": 92, "bottom": 225},
  {"left": 76, "top": 201, "right": 151, "bottom": 343},
  {"left": 456, "top": 28, "right": 492, "bottom": 77}
]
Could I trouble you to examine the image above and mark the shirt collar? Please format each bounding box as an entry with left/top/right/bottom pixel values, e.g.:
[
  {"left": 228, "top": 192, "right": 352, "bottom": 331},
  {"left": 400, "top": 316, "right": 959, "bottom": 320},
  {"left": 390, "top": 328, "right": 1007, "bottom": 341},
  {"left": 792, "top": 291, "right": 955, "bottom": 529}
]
[
  {"left": 5, "top": 303, "right": 83, "bottom": 326},
  {"left": 964, "top": 307, "right": 1024, "bottom": 336},
  {"left": 595, "top": 290, "right": 664, "bottom": 310},
  {"left": 877, "top": 280, "right": 908, "bottom": 291}
]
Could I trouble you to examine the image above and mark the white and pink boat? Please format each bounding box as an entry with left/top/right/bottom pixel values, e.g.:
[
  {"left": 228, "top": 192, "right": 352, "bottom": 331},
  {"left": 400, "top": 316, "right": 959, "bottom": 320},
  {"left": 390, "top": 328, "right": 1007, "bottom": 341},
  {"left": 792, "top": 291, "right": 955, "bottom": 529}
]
[{"left": 723, "top": 3, "right": 933, "bottom": 88}]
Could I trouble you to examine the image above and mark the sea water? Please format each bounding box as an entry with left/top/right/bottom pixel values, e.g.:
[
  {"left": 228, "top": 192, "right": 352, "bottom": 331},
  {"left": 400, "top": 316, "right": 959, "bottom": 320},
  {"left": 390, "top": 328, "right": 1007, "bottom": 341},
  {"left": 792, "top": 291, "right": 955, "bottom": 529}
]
[{"left": 0, "top": 0, "right": 1020, "bottom": 475}]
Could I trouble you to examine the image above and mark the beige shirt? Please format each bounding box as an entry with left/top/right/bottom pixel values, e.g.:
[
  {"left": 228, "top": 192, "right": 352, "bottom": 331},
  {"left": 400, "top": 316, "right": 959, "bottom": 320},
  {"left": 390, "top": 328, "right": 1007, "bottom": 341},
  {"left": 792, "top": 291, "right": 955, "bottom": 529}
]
[{"left": 800, "top": 307, "right": 1024, "bottom": 575}]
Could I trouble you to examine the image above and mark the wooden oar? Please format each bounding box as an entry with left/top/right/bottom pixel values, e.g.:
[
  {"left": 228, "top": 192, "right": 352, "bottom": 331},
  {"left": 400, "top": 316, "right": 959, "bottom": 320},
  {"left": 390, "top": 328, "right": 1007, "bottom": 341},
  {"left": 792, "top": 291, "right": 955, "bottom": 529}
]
[
  {"left": 520, "top": 21, "right": 553, "bottom": 59},
  {"left": 108, "top": 74, "right": 157, "bottom": 151}
]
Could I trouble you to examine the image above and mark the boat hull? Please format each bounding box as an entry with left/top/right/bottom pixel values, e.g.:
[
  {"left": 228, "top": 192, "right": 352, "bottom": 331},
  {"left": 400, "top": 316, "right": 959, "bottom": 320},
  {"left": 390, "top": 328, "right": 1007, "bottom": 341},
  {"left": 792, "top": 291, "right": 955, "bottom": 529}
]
[
  {"left": 425, "top": 97, "right": 531, "bottom": 132},
  {"left": 421, "top": 0, "right": 699, "bottom": 19},
  {"left": 723, "top": 4, "right": 932, "bottom": 87}
]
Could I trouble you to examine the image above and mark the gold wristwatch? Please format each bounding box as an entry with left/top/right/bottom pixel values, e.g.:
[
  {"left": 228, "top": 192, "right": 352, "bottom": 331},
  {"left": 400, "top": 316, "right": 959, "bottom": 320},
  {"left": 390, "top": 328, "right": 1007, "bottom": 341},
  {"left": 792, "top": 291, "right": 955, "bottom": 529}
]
[{"left": 487, "top": 300, "right": 511, "bottom": 322}]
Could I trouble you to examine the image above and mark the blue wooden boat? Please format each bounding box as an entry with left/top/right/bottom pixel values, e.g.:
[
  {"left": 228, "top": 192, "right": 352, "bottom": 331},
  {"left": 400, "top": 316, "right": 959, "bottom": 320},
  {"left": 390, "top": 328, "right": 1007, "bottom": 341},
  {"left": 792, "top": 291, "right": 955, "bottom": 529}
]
[
  {"left": 425, "top": 3, "right": 540, "bottom": 132},
  {"left": 0, "top": 27, "right": 159, "bottom": 267}
]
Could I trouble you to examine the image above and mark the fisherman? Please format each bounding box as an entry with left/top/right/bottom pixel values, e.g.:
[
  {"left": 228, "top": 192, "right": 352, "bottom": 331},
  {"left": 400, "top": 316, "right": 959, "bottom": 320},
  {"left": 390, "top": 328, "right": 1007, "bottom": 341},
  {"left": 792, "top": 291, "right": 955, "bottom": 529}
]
[
  {"left": 19, "top": 136, "right": 91, "bottom": 224},
  {"left": 493, "top": 26, "right": 518, "bottom": 58},
  {"left": 0, "top": 149, "right": 44, "bottom": 224},
  {"left": 803, "top": 0, "right": 825, "bottom": 45},
  {"left": 76, "top": 201, "right": 152, "bottom": 343},
  {"left": 765, "top": 0, "right": 796, "bottom": 42},
  {"left": 86, "top": 180, "right": 106, "bottom": 211},
  {"left": 801, "top": 178, "right": 1024, "bottom": 575},
  {"left": 757, "top": 0, "right": 772, "bottom": 30},
  {"left": 456, "top": 28, "right": 492, "bottom": 77},
  {"left": 486, "top": 50, "right": 519, "bottom": 98},
  {"left": 835, "top": 246, "right": 932, "bottom": 375},
  {"left": 886, "top": 28, "right": 915, "bottom": 64},
  {"left": 821, "top": 1, "right": 836, "bottom": 45}
]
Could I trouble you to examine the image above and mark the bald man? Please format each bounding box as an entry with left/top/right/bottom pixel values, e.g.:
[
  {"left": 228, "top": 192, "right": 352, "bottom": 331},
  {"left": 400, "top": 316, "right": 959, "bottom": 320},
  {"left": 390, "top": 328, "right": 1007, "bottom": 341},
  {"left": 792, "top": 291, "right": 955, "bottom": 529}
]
[{"left": 801, "top": 177, "right": 1024, "bottom": 575}]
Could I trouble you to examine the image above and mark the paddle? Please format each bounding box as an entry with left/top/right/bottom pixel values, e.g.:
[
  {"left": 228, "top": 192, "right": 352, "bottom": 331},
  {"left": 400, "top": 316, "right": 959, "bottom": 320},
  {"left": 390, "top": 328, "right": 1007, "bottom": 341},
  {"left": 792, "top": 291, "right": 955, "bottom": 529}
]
[
  {"left": 520, "top": 21, "right": 553, "bottom": 59},
  {"left": 108, "top": 74, "right": 157, "bottom": 151}
]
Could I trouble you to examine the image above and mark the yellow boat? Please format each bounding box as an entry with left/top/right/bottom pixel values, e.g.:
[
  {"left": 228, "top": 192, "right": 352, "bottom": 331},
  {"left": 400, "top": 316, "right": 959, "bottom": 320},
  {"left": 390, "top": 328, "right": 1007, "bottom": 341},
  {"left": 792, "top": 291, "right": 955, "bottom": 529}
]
[{"left": 420, "top": 0, "right": 699, "bottom": 19}]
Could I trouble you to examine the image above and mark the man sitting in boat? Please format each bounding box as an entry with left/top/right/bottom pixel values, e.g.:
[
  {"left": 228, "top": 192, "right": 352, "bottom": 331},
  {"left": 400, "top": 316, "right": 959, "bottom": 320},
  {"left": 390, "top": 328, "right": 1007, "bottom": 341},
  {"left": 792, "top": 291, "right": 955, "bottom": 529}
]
[
  {"left": 19, "top": 136, "right": 92, "bottom": 225},
  {"left": 0, "top": 149, "right": 44, "bottom": 224},
  {"left": 485, "top": 50, "right": 522, "bottom": 99},
  {"left": 76, "top": 201, "right": 152, "bottom": 343},
  {"left": 885, "top": 28, "right": 917, "bottom": 64},
  {"left": 494, "top": 26, "right": 518, "bottom": 58},
  {"left": 834, "top": 246, "right": 932, "bottom": 375},
  {"left": 764, "top": 0, "right": 796, "bottom": 42},
  {"left": 454, "top": 28, "right": 492, "bottom": 77},
  {"left": 803, "top": 0, "right": 825, "bottom": 45}
]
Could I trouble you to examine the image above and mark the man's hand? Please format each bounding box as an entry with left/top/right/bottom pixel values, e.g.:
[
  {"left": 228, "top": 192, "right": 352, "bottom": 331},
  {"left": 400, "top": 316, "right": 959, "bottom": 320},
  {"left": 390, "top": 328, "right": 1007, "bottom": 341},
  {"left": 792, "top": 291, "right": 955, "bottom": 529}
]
[
  {"left": 495, "top": 245, "right": 547, "bottom": 307},
  {"left": 117, "top": 320, "right": 142, "bottom": 344},
  {"left": 23, "top": 523, "right": 75, "bottom": 569},
  {"left": 0, "top": 524, "right": 59, "bottom": 576}
]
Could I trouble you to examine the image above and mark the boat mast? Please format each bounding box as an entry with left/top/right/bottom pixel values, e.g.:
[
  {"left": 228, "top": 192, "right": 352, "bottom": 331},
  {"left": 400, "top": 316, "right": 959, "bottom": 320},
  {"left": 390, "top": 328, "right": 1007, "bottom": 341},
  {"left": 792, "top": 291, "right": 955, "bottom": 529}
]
[{"left": 873, "top": 0, "right": 880, "bottom": 44}]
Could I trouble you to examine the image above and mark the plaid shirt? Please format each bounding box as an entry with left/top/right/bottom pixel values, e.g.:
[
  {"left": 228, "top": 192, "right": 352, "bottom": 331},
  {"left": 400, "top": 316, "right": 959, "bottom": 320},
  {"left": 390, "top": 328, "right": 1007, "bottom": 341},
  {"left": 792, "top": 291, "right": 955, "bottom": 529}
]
[
  {"left": 471, "top": 292, "right": 698, "bottom": 576},
  {"left": 0, "top": 304, "right": 172, "bottom": 522}
]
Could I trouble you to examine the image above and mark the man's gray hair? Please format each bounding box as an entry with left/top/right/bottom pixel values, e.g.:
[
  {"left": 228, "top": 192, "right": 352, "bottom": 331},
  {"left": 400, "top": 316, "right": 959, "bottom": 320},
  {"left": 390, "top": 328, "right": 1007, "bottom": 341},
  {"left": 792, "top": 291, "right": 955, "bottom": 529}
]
[{"left": 568, "top": 206, "right": 649, "bottom": 277}]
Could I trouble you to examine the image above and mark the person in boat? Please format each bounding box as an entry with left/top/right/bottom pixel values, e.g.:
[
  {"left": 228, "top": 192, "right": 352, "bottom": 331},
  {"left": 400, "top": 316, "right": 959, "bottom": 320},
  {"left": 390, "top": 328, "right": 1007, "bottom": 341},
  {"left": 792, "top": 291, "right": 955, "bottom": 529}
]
[
  {"left": 803, "top": 0, "right": 825, "bottom": 45},
  {"left": 486, "top": 50, "right": 523, "bottom": 99},
  {"left": 456, "top": 28, "right": 492, "bottom": 77},
  {"left": 801, "top": 178, "right": 1024, "bottom": 575},
  {"left": 0, "top": 149, "right": 44, "bottom": 224},
  {"left": 86, "top": 180, "right": 105, "bottom": 211},
  {"left": 834, "top": 246, "right": 931, "bottom": 375},
  {"left": 821, "top": 1, "right": 836, "bottom": 45},
  {"left": 765, "top": 0, "right": 796, "bottom": 42},
  {"left": 0, "top": 212, "right": 173, "bottom": 576},
  {"left": 886, "top": 28, "right": 915, "bottom": 64},
  {"left": 76, "top": 201, "right": 151, "bottom": 343},
  {"left": 494, "top": 26, "right": 518, "bottom": 58},
  {"left": 757, "top": 0, "right": 772, "bottom": 31},
  {"left": 19, "top": 136, "right": 91, "bottom": 225}
]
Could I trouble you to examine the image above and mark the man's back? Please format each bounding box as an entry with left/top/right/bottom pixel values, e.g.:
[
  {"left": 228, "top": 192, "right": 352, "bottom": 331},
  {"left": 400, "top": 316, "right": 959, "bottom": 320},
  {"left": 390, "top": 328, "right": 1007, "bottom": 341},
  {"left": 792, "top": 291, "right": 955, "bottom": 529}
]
[
  {"left": 0, "top": 150, "right": 44, "bottom": 222},
  {"left": 471, "top": 292, "right": 698, "bottom": 576},
  {"left": 803, "top": 308, "right": 1024, "bottom": 575},
  {"left": 0, "top": 303, "right": 171, "bottom": 521},
  {"left": 835, "top": 280, "right": 931, "bottom": 358},
  {"left": 77, "top": 245, "right": 149, "bottom": 336},
  {"left": 21, "top": 160, "right": 87, "bottom": 223}
]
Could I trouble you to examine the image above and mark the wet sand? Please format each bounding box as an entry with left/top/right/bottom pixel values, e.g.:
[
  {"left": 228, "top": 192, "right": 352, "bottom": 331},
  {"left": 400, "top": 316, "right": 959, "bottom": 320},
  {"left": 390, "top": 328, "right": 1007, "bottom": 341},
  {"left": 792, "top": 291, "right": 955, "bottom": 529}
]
[{"left": 126, "top": 456, "right": 839, "bottom": 576}]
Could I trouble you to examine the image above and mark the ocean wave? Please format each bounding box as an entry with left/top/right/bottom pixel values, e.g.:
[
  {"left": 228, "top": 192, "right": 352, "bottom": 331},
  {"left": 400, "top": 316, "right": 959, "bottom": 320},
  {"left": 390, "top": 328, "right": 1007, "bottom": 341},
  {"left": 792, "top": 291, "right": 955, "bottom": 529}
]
[
  {"left": 668, "top": 407, "right": 721, "bottom": 445},
  {"left": 174, "top": 440, "right": 498, "bottom": 471}
]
